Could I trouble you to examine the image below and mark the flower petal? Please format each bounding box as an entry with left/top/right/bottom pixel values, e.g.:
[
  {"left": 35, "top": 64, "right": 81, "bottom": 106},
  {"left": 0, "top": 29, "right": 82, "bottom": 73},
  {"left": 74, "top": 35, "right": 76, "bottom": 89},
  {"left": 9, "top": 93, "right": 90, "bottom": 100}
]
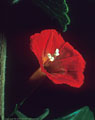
[
  {"left": 41, "top": 29, "right": 65, "bottom": 55},
  {"left": 30, "top": 29, "right": 86, "bottom": 88},
  {"left": 41, "top": 42, "right": 86, "bottom": 88},
  {"left": 43, "top": 70, "right": 84, "bottom": 88},
  {"left": 30, "top": 29, "right": 65, "bottom": 62},
  {"left": 56, "top": 55, "right": 86, "bottom": 73},
  {"left": 30, "top": 33, "right": 42, "bottom": 62}
]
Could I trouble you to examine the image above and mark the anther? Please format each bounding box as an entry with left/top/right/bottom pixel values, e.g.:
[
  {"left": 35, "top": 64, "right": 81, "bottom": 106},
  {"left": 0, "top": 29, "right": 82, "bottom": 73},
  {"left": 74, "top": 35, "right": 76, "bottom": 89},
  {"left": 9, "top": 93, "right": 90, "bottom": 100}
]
[
  {"left": 54, "top": 48, "right": 60, "bottom": 56},
  {"left": 50, "top": 57, "right": 54, "bottom": 61},
  {"left": 47, "top": 53, "right": 52, "bottom": 59}
]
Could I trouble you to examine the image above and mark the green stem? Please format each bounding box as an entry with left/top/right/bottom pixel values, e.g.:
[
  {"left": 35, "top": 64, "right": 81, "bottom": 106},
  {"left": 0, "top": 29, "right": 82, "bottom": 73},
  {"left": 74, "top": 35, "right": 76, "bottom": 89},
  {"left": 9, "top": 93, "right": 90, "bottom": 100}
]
[
  {"left": 10, "top": 104, "right": 49, "bottom": 120},
  {"left": 0, "top": 33, "right": 7, "bottom": 120}
]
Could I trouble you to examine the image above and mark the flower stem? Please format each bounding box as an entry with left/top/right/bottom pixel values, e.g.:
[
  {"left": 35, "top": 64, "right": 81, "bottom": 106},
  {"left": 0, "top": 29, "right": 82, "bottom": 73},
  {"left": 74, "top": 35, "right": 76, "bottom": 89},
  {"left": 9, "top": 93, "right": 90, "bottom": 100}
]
[
  {"left": 0, "top": 33, "right": 7, "bottom": 120},
  {"left": 29, "top": 67, "right": 46, "bottom": 82}
]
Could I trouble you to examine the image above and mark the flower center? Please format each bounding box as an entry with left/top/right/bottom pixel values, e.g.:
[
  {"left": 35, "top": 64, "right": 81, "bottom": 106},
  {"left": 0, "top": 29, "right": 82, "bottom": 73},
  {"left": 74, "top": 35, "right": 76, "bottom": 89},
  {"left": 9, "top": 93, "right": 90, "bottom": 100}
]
[
  {"left": 47, "top": 48, "right": 60, "bottom": 62},
  {"left": 43, "top": 49, "right": 60, "bottom": 73},
  {"left": 42, "top": 48, "right": 60, "bottom": 64}
]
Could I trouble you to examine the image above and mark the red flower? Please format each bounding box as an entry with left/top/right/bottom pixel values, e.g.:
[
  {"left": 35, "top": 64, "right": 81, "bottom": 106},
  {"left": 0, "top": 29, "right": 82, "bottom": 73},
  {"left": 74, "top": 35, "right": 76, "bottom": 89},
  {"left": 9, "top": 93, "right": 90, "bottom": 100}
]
[{"left": 30, "top": 29, "right": 86, "bottom": 88}]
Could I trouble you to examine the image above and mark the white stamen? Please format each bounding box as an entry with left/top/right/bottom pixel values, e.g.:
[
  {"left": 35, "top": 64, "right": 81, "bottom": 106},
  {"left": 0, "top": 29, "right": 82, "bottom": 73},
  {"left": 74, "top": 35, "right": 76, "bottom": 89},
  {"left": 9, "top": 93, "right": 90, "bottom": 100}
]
[
  {"left": 47, "top": 53, "right": 52, "bottom": 59},
  {"left": 50, "top": 57, "right": 54, "bottom": 61},
  {"left": 56, "top": 48, "right": 59, "bottom": 53},
  {"left": 47, "top": 48, "right": 59, "bottom": 62},
  {"left": 54, "top": 48, "right": 60, "bottom": 56}
]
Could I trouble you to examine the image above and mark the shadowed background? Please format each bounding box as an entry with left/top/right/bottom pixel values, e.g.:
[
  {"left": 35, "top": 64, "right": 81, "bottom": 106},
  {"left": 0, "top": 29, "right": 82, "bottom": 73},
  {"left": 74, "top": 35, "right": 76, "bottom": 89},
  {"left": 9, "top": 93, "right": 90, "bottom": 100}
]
[{"left": 3, "top": 0, "right": 95, "bottom": 119}]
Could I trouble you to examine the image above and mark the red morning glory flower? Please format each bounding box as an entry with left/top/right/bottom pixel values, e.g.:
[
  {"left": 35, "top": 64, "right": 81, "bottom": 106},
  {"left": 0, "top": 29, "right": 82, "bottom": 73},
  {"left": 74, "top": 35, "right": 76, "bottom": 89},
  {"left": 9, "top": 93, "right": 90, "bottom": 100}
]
[{"left": 30, "top": 29, "right": 86, "bottom": 88}]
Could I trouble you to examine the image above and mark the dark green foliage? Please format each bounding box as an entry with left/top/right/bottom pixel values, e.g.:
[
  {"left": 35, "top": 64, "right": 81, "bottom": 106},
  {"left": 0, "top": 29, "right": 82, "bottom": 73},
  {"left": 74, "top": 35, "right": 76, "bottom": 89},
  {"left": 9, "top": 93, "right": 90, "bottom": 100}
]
[
  {"left": 11, "top": 0, "right": 70, "bottom": 32},
  {"left": 32, "top": 0, "right": 70, "bottom": 32}
]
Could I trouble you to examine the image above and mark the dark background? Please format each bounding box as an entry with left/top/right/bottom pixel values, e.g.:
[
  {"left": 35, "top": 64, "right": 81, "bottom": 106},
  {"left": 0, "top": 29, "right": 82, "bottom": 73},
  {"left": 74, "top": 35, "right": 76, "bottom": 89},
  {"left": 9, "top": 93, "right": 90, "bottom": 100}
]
[{"left": 3, "top": 0, "right": 95, "bottom": 119}]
